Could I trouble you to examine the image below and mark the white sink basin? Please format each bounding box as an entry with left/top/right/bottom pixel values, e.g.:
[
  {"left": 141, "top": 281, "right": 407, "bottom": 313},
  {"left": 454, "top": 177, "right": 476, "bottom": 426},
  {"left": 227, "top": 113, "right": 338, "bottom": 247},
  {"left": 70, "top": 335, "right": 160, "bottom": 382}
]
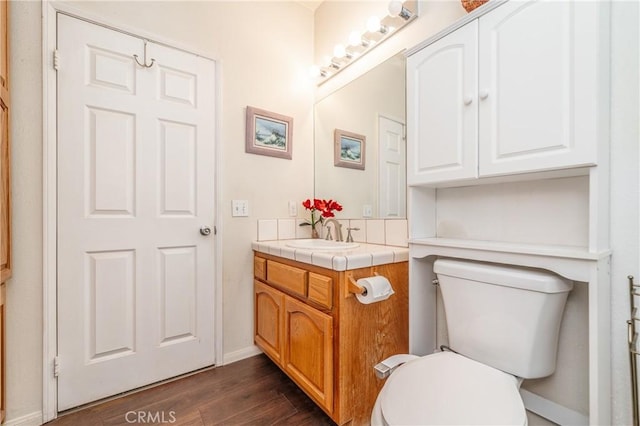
[{"left": 285, "top": 239, "right": 360, "bottom": 251}]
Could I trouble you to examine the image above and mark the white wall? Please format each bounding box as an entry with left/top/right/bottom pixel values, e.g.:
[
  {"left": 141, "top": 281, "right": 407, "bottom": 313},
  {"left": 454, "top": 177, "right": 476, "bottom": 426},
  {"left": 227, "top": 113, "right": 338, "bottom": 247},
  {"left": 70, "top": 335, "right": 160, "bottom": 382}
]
[
  {"left": 6, "top": 1, "right": 44, "bottom": 422},
  {"left": 7, "top": 0, "right": 314, "bottom": 422},
  {"left": 436, "top": 177, "right": 590, "bottom": 247},
  {"left": 609, "top": 1, "right": 640, "bottom": 424}
]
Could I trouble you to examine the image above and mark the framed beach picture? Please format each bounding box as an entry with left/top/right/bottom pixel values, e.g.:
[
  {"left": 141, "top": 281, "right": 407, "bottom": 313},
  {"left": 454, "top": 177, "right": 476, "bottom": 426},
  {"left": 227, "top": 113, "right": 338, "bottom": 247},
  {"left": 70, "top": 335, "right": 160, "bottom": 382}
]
[
  {"left": 334, "top": 129, "right": 365, "bottom": 170},
  {"left": 245, "top": 106, "right": 293, "bottom": 159}
]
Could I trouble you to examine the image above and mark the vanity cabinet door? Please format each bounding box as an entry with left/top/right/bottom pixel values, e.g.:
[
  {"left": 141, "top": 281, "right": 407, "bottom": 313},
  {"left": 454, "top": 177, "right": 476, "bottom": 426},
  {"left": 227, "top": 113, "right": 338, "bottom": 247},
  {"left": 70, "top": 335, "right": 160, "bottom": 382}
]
[
  {"left": 254, "top": 281, "right": 285, "bottom": 366},
  {"left": 284, "top": 296, "right": 333, "bottom": 414},
  {"left": 478, "top": 0, "right": 602, "bottom": 176},
  {"left": 407, "top": 20, "right": 478, "bottom": 185}
]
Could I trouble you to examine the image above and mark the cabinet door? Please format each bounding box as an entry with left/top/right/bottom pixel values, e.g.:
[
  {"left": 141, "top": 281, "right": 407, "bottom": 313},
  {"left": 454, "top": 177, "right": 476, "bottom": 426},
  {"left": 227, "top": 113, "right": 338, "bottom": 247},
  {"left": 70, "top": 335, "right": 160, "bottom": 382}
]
[
  {"left": 284, "top": 296, "right": 333, "bottom": 413},
  {"left": 407, "top": 20, "right": 478, "bottom": 185},
  {"left": 255, "top": 281, "right": 285, "bottom": 366},
  {"left": 478, "top": 0, "right": 603, "bottom": 176}
]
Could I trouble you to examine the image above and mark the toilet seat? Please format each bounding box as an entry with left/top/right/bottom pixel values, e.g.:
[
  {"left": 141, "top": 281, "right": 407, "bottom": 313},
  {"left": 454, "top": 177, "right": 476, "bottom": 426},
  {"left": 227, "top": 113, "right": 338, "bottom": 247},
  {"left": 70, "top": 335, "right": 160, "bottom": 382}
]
[{"left": 378, "top": 351, "right": 527, "bottom": 425}]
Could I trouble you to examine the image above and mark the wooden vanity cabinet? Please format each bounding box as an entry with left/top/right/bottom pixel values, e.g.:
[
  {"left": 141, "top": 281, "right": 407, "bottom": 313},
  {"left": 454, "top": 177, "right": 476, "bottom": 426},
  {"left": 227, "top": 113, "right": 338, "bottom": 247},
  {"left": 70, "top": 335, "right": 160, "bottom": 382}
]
[
  {"left": 254, "top": 253, "right": 408, "bottom": 425},
  {"left": 0, "top": 0, "right": 9, "bottom": 421}
]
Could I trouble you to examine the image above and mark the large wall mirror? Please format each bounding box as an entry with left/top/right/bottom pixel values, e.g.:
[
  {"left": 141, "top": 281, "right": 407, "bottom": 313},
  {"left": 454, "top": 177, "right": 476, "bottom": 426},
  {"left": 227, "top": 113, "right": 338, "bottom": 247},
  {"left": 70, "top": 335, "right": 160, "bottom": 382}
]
[{"left": 314, "top": 53, "right": 406, "bottom": 219}]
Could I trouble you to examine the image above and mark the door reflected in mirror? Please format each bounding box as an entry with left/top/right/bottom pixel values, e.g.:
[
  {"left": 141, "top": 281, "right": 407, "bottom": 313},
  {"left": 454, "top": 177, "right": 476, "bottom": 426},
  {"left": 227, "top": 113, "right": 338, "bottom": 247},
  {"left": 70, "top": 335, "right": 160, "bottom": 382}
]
[{"left": 314, "top": 53, "right": 406, "bottom": 219}]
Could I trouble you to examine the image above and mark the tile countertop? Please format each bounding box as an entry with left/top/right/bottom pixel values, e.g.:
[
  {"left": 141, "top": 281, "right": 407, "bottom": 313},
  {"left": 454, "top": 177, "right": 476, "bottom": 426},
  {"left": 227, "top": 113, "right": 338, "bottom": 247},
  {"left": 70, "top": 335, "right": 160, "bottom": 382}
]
[{"left": 252, "top": 240, "right": 409, "bottom": 272}]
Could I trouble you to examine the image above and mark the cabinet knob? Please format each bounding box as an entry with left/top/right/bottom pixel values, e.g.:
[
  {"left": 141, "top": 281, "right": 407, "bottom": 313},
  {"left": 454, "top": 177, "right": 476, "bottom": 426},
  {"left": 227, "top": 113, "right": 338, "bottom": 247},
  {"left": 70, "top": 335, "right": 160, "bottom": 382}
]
[
  {"left": 463, "top": 95, "right": 473, "bottom": 106},
  {"left": 479, "top": 90, "right": 489, "bottom": 100}
]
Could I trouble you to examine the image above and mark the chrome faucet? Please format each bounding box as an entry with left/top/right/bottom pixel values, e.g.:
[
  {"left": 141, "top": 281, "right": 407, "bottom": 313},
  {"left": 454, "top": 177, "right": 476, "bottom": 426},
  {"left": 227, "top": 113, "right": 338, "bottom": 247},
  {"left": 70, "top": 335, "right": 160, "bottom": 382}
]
[{"left": 323, "top": 218, "right": 343, "bottom": 242}]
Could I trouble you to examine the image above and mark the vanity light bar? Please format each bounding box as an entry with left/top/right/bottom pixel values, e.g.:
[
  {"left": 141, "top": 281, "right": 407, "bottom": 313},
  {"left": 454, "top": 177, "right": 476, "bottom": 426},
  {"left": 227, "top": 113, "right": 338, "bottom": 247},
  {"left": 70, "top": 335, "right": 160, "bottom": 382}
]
[{"left": 310, "top": 0, "right": 418, "bottom": 83}]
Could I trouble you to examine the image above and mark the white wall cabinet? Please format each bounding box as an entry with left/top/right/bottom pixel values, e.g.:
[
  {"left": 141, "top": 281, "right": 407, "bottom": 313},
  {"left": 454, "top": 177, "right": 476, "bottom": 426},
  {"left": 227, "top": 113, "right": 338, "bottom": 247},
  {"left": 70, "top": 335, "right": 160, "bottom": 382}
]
[
  {"left": 405, "top": 1, "right": 612, "bottom": 423},
  {"left": 407, "top": 0, "right": 608, "bottom": 186},
  {"left": 407, "top": 20, "right": 478, "bottom": 185}
]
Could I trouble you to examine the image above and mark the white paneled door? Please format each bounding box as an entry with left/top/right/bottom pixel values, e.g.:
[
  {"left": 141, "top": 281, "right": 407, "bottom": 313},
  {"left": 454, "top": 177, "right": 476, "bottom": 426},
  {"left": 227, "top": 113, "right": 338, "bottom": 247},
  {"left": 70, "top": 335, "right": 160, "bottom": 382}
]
[
  {"left": 57, "top": 14, "right": 217, "bottom": 410},
  {"left": 378, "top": 116, "right": 406, "bottom": 218}
]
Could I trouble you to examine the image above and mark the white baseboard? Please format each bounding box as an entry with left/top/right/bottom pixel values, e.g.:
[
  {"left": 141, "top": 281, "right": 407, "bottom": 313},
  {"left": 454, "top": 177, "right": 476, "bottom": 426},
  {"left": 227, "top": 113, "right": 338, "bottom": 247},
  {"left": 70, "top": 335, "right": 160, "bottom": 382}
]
[
  {"left": 222, "top": 345, "right": 263, "bottom": 365},
  {"left": 4, "top": 411, "right": 43, "bottom": 426},
  {"left": 521, "top": 389, "right": 589, "bottom": 425}
]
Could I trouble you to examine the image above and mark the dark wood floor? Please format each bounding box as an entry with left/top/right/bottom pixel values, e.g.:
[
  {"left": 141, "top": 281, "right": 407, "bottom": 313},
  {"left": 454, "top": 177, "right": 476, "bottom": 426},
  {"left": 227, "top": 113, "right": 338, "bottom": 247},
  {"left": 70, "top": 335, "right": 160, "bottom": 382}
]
[{"left": 47, "top": 354, "right": 335, "bottom": 425}]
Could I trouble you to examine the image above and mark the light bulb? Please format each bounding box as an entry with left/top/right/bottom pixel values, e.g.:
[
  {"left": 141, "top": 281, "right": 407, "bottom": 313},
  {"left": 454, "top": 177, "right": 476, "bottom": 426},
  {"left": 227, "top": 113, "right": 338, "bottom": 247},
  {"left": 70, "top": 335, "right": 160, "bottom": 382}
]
[
  {"left": 388, "top": 0, "right": 403, "bottom": 17},
  {"left": 322, "top": 56, "right": 332, "bottom": 68},
  {"left": 333, "top": 44, "right": 346, "bottom": 58},
  {"left": 366, "top": 16, "right": 381, "bottom": 33},
  {"left": 348, "top": 30, "right": 362, "bottom": 47}
]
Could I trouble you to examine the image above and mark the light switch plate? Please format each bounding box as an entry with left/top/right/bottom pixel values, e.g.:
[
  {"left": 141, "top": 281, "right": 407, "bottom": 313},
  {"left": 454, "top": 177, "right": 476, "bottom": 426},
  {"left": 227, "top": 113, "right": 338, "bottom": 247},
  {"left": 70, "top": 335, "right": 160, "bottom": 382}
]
[
  {"left": 363, "top": 204, "right": 373, "bottom": 218},
  {"left": 288, "top": 201, "right": 298, "bottom": 217},
  {"left": 232, "top": 200, "right": 249, "bottom": 217}
]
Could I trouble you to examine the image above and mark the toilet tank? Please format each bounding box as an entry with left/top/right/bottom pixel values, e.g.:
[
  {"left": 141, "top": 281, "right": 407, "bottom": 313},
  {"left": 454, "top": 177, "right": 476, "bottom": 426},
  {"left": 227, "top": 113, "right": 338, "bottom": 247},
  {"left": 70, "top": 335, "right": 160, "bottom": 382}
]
[{"left": 433, "top": 259, "right": 573, "bottom": 379}]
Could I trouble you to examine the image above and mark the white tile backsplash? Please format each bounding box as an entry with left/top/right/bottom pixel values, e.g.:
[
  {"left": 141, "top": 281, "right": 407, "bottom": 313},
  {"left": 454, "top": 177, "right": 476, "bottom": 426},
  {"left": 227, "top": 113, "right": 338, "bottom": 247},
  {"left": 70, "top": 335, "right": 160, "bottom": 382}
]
[
  {"left": 385, "top": 219, "right": 408, "bottom": 247},
  {"left": 258, "top": 218, "right": 408, "bottom": 247},
  {"left": 295, "top": 219, "right": 313, "bottom": 238},
  {"left": 277, "top": 219, "right": 296, "bottom": 240},
  {"left": 348, "top": 219, "right": 366, "bottom": 242},
  {"left": 257, "top": 219, "right": 278, "bottom": 241},
  {"left": 366, "top": 219, "right": 385, "bottom": 245}
]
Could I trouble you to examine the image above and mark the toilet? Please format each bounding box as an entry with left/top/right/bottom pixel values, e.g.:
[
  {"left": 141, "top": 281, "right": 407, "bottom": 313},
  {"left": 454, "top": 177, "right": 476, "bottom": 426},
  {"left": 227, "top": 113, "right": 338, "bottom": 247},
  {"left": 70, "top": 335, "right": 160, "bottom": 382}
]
[{"left": 371, "top": 258, "right": 573, "bottom": 425}]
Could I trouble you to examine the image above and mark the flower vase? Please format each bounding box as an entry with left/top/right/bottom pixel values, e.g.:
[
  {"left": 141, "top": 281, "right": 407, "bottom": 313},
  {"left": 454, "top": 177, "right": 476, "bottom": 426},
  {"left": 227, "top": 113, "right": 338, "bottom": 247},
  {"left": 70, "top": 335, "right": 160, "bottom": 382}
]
[{"left": 311, "top": 226, "right": 320, "bottom": 239}]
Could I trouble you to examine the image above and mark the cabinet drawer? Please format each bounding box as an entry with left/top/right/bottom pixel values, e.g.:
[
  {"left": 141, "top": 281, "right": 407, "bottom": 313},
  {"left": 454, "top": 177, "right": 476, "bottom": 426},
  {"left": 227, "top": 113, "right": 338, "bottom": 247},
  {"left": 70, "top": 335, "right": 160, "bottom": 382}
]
[
  {"left": 267, "top": 260, "right": 307, "bottom": 297},
  {"left": 308, "top": 273, "right": 332, "bottom": 309},
  {"left": 254, "top": 257, "right": 266, "bottom": 280}
]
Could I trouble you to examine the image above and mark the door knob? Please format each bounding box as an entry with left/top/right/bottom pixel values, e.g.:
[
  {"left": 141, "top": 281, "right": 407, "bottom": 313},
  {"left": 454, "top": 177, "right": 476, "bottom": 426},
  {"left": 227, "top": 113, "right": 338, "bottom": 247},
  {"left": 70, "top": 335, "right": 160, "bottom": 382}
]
[
  {"left": 463, "top": 95, "right": 473, "bottom": 106},
  {"left": 200, "top": 226, "right": 212, "bottom": 236},
  {"left": 479, "top": 89, "right": 489, "bottom": 100}
]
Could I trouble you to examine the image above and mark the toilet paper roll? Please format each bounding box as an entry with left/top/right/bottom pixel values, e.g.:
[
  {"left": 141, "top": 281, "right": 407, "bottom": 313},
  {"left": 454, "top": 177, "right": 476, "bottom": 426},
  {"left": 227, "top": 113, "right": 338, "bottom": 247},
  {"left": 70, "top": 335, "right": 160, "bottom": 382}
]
[{"left": 355, "top": 276, "right": 395, "bottom": 304}]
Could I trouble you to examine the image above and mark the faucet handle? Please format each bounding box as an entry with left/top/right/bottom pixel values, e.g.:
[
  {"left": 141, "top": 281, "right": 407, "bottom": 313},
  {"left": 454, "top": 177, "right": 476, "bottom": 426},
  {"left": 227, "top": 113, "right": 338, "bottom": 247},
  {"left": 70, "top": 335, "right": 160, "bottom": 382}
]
[
  {"left": 325, "top": 225, "right": 333, "bottom": 240},
  {"left": 345, "top": 227, "right": 360, "bottom": 243}
]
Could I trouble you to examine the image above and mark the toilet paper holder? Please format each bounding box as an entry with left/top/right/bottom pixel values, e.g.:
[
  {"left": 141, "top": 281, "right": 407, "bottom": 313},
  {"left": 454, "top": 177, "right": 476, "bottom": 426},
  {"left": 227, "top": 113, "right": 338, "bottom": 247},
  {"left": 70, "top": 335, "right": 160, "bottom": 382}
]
[
  {"left": 348, "top": 276, "right": 368, "bottom": 296},
  {"left": 348, "top": 272, "right": 383, "bottom": 296}
]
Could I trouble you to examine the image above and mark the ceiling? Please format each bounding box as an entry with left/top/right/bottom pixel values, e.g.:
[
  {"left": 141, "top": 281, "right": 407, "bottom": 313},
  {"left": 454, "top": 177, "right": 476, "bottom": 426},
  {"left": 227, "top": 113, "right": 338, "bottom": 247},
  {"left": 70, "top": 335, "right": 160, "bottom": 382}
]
[{"left": 295, "top": 0, "right": 323, "bottom": 12}]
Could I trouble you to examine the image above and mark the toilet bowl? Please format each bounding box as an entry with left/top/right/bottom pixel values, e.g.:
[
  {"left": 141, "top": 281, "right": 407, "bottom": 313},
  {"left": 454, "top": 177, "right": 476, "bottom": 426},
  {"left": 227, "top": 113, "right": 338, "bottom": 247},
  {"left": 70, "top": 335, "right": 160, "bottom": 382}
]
[
  {"left": 371, "top": 258, "right": 573, "bottom": 425},
  {"left": 370, "top": 351, "right": 527, "bottom": 425}
]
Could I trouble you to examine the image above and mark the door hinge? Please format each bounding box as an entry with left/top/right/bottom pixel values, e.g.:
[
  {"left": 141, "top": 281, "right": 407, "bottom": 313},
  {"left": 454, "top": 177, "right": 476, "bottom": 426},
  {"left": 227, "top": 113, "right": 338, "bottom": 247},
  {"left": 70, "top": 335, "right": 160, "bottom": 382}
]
[
  {"left": 53, "top": 49, "right": 60, "bottom": 71},
  {"left": 214, "top": 226, "right": 217, "bottom": 235},
  {"left": 53, "top": 356, "right": 60, "bottom": 377}
]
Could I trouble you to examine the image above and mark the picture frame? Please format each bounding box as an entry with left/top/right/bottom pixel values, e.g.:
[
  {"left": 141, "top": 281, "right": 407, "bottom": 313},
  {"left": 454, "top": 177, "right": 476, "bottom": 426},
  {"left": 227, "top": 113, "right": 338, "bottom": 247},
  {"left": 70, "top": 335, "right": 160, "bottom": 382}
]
[
  {"left": 334, "top": 129, "right": 366, "bottom": 170},
  {"left": 245, "top": 106, "right": 293, "bottom": 159}
]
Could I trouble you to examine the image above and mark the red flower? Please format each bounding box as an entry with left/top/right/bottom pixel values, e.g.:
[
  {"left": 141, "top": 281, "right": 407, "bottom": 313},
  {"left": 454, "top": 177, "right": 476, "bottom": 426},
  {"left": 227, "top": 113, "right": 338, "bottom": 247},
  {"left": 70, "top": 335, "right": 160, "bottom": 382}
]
[
  {"left": 328, "top": 200, "right": 342, "bottom": 212},
  {"left": 300, "top": 198, "right": 342, "bottom": 228},
  {"left": 302, "top": 199, "right": 312, "bottom": 210},
  {"left": 321, "top": 209, "right": 335, "bottom": 218}
]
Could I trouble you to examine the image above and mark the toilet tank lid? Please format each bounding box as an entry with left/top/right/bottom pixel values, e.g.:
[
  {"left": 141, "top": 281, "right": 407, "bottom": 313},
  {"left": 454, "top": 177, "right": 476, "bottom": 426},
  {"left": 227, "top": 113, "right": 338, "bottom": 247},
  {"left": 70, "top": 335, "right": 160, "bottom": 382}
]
[{"left": 434, "top": 259, "right": 573, "bottom": 293}]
